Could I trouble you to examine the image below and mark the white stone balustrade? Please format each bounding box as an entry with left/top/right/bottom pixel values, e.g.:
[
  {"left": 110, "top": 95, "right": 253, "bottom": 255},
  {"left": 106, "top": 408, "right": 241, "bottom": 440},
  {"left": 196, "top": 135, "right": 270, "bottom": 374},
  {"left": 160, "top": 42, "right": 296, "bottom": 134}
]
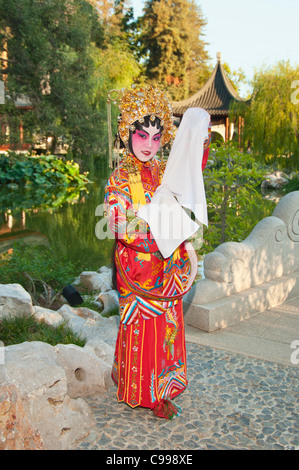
[{"left": 183, "top": 191, "right": 299, "bottom": 332}]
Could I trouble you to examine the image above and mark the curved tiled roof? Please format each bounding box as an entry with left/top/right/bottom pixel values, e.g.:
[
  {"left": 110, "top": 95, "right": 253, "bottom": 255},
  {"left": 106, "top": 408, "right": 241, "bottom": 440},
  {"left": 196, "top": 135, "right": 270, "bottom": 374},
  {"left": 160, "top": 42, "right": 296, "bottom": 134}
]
[{"left": 172, "top": 53, "right": 245, "bottom": 116}]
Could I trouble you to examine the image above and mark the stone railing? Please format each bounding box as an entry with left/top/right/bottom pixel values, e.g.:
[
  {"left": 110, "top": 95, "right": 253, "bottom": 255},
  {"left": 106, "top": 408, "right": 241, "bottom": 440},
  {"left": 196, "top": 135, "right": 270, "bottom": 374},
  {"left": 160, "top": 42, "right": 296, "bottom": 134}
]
[{"left": 183, "top": 191, "right": 299, "bottom": 332}]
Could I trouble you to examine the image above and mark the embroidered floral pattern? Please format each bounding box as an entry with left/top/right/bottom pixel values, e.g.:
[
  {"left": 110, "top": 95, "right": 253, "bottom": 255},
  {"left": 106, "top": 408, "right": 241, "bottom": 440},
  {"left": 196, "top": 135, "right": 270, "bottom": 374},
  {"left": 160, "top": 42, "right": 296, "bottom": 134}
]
[{"left": 127, "top": 319, "right": 141, "bottom": 407}]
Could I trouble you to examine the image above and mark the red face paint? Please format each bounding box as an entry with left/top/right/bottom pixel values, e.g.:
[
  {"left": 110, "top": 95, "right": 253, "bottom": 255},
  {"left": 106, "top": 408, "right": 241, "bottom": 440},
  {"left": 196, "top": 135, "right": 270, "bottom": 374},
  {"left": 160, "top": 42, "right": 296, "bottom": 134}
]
[{"left": 131, "top": 124, "right": 161, "bottom": 162}]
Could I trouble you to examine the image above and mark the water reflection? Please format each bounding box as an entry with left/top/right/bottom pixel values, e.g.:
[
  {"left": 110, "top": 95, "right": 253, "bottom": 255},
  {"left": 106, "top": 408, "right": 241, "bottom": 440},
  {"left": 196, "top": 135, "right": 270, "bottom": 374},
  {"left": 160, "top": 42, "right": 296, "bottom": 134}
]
[
  {"left": 0, "top": 164, "right": 281, "bottom": 274},
  {"left": 0, "top": 168, "right": 114, "bottom": 272}
]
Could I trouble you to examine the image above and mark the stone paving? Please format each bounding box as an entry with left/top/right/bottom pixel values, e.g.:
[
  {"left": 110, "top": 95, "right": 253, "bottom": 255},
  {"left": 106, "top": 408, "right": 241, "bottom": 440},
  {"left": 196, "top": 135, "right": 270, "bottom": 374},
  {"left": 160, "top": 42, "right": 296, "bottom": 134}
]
[{"left": 76, "top": 342, "right": 299, "bottom": 451}]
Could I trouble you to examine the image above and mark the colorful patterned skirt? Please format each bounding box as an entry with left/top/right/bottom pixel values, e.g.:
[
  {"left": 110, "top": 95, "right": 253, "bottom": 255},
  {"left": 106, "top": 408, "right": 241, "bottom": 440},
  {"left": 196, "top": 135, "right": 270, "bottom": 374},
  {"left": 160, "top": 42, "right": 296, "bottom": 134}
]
[{"left": 111, "top": 300, "right": 188, "bottom": 409}]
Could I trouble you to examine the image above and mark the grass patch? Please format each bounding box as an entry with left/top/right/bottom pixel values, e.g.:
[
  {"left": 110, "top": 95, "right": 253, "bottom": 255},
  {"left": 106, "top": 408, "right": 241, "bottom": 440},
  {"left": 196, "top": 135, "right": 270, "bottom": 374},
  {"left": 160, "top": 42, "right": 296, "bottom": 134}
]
[
  {"left": 0, "top": 243, "right": 77, "bottom": 310},
  {"left": 283, "top": 176, "right": 299, "bottom": 194},
  {"left": 0, "top": 243, "right": 75, "bottom": 293},
  {"left": 0, "top": 314, "right": 86, "bottom": 347}
]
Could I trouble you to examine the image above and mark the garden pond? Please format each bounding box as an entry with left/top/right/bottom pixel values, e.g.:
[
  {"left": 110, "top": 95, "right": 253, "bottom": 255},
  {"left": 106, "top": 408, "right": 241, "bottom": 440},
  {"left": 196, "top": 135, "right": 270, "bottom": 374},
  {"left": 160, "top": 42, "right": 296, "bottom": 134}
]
[{"left": 0, "top": 165, "right": 114, "bottom": 274}]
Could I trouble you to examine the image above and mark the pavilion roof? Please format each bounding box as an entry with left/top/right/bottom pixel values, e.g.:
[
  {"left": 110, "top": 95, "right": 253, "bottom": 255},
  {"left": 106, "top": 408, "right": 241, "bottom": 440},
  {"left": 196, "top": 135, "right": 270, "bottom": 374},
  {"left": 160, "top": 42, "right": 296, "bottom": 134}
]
[{"left": 172, "top": 52, "right": 245, "bottom": 116}]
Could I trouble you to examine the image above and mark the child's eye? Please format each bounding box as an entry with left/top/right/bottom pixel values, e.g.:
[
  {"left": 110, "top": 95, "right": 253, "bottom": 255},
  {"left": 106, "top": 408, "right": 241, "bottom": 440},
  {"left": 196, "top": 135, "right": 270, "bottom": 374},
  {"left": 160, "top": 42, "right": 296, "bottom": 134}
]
[{"left": 137, "top": 132, "right": 147, "bottom": 139}]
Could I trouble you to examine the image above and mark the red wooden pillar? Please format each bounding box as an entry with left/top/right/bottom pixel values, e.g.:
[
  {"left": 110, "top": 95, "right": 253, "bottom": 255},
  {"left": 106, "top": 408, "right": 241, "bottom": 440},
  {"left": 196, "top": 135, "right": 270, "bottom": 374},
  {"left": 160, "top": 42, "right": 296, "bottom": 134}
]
[
  {"left": 225, "top": 117, "right": 229, "bottom": 142},
  {"left": 19, "top": 120, "right": 23, "bottom": 144}
]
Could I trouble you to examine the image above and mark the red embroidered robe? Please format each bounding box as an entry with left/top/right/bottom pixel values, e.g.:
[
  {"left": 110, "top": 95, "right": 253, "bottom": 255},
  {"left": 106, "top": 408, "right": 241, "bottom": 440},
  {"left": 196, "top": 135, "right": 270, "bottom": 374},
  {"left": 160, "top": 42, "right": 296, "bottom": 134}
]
[{"left": 104, "top": 142, "right": 209, "bottom": 409}]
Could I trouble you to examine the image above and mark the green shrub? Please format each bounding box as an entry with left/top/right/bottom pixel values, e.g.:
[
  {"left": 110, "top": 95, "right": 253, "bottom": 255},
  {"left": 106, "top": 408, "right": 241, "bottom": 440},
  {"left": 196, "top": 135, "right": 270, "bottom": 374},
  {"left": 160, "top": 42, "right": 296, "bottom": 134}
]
[
  {"left": 0, "top": 152, "right": 89, "bottom": 188},
  {"left": 203, "top": 143, "right": 275, "bottom": 253}
]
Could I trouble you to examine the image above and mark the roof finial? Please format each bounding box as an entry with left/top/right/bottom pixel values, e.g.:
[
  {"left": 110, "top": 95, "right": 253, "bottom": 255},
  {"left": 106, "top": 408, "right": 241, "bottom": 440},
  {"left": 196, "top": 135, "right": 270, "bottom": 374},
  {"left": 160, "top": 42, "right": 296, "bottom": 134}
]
[{"left": 216, "top": 52, "right": 221, "bottom": 62}]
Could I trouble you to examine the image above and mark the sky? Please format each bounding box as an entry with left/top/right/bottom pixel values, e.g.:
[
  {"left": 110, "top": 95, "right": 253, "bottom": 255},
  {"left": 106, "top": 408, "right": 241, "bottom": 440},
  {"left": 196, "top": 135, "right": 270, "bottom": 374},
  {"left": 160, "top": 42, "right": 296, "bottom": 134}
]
[{"left": 130, "top": 0, "right": 299, "bottom": 97}]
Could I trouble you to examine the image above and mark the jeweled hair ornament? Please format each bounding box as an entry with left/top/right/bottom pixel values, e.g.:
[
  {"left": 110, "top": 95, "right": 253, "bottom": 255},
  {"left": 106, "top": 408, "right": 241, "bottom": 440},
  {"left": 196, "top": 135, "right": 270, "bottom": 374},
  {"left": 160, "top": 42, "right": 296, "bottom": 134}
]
[{"left": 107, "top": 84, "right": 176, "bottom": 169}]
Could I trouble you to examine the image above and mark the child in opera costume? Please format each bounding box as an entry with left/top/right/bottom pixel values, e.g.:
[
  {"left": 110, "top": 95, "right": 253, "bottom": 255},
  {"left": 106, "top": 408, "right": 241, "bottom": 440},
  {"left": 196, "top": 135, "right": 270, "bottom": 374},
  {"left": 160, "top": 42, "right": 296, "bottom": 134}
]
[{"left": 104, "top": 85, "right": 211, "bottom": 419}]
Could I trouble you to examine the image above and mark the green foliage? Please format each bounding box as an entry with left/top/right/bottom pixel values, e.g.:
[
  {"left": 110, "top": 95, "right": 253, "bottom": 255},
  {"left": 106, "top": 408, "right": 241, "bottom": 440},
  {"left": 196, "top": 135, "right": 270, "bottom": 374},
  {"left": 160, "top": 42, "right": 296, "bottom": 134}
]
[
  {"left": 0, "top": 243, "right": 75, "bottom": 293},
  {"left": 138, "top": 0, "right": 209, "bottom": 100},
  {"left": 0, "top": 152, "right": 89, "bottom": 188},
  {"left": 203, "top": 143, "right": 275, "bottom": 252},
  {"left": 0, "top": 314, "right": 86, "bottom": 347},
  {"left": 232, "top": 61, "right": 299, "bottom": 168},
  {"left": 0, "top": 0, "right": 143, "bottom": 159},
  {"left": 0, "top": 0, "right": 104, "bottom": 156},
  {"left": 222, "top": 62, "right": 247, "bottom": 96}
]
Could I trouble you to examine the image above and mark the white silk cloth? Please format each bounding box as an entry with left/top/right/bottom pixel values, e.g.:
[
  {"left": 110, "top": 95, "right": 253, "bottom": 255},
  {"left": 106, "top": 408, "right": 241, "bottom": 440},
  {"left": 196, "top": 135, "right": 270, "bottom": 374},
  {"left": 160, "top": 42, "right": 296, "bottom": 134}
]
[{"left": 137, "top": 107, "right": 210, "bottom": 259}]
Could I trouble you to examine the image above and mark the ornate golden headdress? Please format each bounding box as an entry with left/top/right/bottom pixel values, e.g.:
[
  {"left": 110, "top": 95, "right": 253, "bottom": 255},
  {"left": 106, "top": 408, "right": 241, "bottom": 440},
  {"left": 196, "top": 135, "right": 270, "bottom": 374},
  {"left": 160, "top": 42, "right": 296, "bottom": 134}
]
[{"left": 107, "top": 84, "right": 176, "bottom": 168}]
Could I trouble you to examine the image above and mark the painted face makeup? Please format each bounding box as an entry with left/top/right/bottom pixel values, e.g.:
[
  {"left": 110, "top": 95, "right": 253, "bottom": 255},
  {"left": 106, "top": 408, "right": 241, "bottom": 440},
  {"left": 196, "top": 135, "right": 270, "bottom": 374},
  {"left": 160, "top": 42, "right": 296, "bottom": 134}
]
[{"left": 131, "top": 124, "right": 161, "bottom": 162}]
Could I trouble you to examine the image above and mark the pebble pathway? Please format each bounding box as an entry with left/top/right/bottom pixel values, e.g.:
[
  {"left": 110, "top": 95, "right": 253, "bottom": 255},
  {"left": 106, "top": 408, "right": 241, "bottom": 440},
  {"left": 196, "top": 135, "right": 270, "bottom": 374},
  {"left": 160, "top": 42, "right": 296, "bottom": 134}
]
[{"left": 76, "top": 343, "right": 299, "bottom": 451}]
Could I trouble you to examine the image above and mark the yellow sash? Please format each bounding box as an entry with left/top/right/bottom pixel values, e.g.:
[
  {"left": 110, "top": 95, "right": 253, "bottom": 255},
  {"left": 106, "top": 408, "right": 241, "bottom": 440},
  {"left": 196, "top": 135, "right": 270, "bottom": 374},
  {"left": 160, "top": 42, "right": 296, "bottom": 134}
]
[{"left": 128, "top": 172, "right": 146, "bottom": 206}]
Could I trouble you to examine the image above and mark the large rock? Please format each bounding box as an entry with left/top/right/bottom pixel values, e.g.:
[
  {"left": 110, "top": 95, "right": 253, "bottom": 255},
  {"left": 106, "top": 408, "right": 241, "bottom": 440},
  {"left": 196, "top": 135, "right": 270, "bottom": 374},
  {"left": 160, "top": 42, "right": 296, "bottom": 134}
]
[
  {"left": 1, "top": 341, "right": 98, "bottom": 450},
  {"left": 0, "top": 277, "right": 119, "bottom": 449},
  {"left": 79, "top": 270, "right": 112, "bottom": 293},
  {"left": 0, "top": 284, "right": 33, "bottom": 319},
  {"left": 54, "top": 343, "right": 112, "bottom": 397},
  {"left": 34, "top": 304, "right": 117, "bottom": 389},
  {"left": 32, "top": 305, "right": 116, "bottom": 387},
  {"left": 0, "top": 384, "right": 45, "bottom": 450},
  {"left": 57, "top": 304, "right": 119, "bottom": 347},
  {"left": 261, "top": 170, "right": 289, "bottom": 190},
  {"left": 33, "top": 305, "right": 64, "bottom": 326},
  {"left": 84, "top": 338, "right": 115, "bottom": 366},
  {"left": 97, "top": 289, "right": 119, "bottom": 316}
]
